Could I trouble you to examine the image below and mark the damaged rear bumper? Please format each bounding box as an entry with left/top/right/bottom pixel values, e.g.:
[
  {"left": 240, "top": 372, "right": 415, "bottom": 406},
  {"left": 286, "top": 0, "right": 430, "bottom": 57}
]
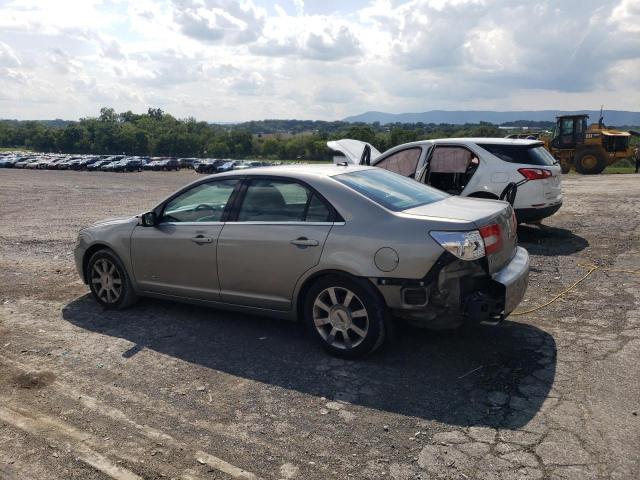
[{"left": 374, "top": 247, "right": 529, "bottom": 329}]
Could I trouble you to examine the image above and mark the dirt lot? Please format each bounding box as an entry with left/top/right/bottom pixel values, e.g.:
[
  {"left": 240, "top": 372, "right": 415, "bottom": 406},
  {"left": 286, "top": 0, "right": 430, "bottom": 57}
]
[{"left": 1, "top": 169, "right": 639, "bottom": 480}]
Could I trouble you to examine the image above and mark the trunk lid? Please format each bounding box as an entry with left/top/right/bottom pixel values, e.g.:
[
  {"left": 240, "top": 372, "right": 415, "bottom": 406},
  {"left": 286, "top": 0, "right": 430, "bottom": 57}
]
[
  {"left": 405, "top": 196, "right": 517, "bottom": 273},
  {"left": 327, "top": 139, "right": 381, "bottom": 165}
]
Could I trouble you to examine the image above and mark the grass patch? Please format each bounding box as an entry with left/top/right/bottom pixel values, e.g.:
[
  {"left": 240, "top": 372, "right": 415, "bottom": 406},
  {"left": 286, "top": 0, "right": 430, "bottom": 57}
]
[
  {"left": 0, "top": 147, "right": 31, "bottom": 152},
  {"left": 603, "top": 165, "right": 637, "bottom": 174}
]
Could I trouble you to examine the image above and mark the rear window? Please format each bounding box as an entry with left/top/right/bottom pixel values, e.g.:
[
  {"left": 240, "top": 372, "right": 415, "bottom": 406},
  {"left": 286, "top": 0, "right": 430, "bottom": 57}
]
[
  {"left": 478, "top": 144, "right": 557, "bottom": 166},
  {"left": 335, "top": 169, "right": 448, "bottom": 212}
]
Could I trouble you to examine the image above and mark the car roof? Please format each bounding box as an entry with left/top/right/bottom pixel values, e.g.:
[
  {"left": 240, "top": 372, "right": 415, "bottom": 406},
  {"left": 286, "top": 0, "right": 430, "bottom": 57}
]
[
  {"left": 205, "top": 163, "right": 373, "bottom": 181},
  {"left": 431, "top": 137, "right": 542, "bottom": 146}
]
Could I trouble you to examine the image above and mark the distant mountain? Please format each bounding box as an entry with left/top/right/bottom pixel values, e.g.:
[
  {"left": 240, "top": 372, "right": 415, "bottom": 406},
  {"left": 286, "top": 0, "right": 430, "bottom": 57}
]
[
  {"left": 343, "top": 110, "right": 640, "bottom": 126},
  {"left": 0, "top": 118, "right": 74, "bottom": 127}
]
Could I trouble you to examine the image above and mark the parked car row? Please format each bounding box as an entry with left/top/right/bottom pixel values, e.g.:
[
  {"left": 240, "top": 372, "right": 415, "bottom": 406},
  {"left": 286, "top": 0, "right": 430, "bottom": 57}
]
[
  {"left": 193, "top": 159, "right": 274, "bottom": 174},
  {"left": 0, "top": 152, "right": 276, "bottom": 175}
]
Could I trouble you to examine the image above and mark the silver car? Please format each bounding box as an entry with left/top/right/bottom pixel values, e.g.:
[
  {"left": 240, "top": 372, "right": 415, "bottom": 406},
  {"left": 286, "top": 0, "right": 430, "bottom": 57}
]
[{"left": 74, "top": 164, "right": 529, "bottom": 357}]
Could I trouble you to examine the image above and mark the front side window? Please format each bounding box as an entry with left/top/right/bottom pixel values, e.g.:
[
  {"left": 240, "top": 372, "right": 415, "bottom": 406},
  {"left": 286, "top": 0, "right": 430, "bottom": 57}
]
[
  {"left": 335, "top": 169, "right": 448, "bottom": 212},
  {"left": 561, "top": 118, "right": 574, "bottom": 134},
  {"left": 162, "top": 179, "right": 238, "bottom": 223},
  {"left": 375, "top": 147, "right": 422, "bottom": 177},
  {"left": 237, "top": 179, "right": 331, "bottom": 222}
]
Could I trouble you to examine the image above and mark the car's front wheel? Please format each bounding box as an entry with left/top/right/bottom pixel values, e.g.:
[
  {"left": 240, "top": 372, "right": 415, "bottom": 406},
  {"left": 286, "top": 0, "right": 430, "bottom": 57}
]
[
  {"left": 304, "top": 275, "right": 389, "bottom": 358},
  {"left": 87, "top": 249, "right": 138, "bottom": 309}
]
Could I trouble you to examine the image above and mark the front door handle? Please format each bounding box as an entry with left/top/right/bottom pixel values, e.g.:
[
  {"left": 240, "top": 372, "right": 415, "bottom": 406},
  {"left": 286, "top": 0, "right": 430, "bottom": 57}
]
[
  {"left": 191, "top": 235, "right": 213, "bottom": 244},
  {"left": 290, "top": 237, "right": 319, "bottom": 247}
]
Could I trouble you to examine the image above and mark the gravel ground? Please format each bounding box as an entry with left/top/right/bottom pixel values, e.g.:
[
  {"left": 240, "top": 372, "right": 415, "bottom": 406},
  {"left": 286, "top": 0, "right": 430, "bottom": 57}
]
[{"left": 0, "top": 169, "right": 639, "bottom": 480}]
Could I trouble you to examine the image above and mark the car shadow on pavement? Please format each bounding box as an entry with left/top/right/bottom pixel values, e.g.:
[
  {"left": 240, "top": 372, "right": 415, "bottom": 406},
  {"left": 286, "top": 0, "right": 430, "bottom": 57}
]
[
  {"left": 62, "top": 295, "right": 556, "bottom": 429},
  {"left": 518, "top": 224, "right": 588, "bottom": 256}
]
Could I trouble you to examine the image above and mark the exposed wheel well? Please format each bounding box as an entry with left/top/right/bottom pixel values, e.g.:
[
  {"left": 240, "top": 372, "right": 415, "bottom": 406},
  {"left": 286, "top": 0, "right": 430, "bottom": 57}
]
[
  {"left": 467, "top": 191, "right": 499, "bottom": 199},
  {"left": 81, "top": 244, "right": 111, "bottom": 283},
  {"left": 295, "top": 270, "right": 384, "bottom": 322}
]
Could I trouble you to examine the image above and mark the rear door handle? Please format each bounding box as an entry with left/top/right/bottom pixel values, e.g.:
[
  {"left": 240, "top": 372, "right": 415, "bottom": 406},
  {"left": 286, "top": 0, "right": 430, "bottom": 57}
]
[
  {"left": 191, "top": 235, "right": 213, "bottom": 244},
  {"left": 290, "top": 237, "right": 319, "bottom": 247}
]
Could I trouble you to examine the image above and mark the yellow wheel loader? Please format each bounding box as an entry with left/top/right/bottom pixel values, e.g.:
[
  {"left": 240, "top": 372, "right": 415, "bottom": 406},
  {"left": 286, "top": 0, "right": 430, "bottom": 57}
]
[{"left": 543, "top": 114, "right": 635, "bottom": 174}]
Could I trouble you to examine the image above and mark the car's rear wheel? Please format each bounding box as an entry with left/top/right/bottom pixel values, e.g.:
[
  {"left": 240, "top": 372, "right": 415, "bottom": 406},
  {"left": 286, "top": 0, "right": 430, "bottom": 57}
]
[
  {"left": 304, "top": 275, "right": 388, "bottom": 358},
  {"left": 87, "top": 249, "right": 138, "bottom": 310}
]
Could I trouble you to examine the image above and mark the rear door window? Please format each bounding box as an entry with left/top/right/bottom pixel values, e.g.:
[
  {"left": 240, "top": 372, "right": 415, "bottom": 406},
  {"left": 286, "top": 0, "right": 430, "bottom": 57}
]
[
  {"left": 478, "top": 144, "right": 557, "bottom": 166},
  {"left": 237, "top": 179, "right": 331, "bottom": 222}
]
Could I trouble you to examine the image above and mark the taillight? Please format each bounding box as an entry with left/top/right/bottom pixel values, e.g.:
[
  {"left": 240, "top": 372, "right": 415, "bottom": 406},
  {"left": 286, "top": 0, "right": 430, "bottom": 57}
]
[
  {"left": 430, "top": 230, "right": 485, "bottom": 260},
  {"left": 479, "top": 223, "right": 502, "bottom": 255},
  {"left": 518, "top": 168, "right": 552, "bottom": 180}
]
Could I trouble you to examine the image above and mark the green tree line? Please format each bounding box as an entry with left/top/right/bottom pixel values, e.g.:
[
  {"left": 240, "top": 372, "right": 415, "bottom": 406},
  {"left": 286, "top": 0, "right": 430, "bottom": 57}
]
[{"left": 0, "top": 107, "right": 505, "bottom": 160}]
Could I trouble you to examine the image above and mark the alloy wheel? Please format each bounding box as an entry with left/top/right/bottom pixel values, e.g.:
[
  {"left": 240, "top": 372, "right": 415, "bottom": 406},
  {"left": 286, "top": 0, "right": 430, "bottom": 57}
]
[
  {"left": 312, "top": 287, "right": 369, "bottom": 350},
  {"left": 91, "top": 258, "right": 122, "bottom": 304}
]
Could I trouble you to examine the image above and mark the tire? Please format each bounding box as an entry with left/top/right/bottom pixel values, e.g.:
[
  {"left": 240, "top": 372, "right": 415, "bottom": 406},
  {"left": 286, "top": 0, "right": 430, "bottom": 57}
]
[
  {"left": 467, "top": 192, "right": 499, "bottom": 200},
  {"left": 574, "top": 148, "right": 606, "bottom": 175},
  {"left": 87, "top": 249, "right": 138, "bottom": 310},
  {"left": 303, "top": 275, "right": 390, "bottom": 358},
  {"left": 560, "top": 160, "right": 571, "bottom": 174}
]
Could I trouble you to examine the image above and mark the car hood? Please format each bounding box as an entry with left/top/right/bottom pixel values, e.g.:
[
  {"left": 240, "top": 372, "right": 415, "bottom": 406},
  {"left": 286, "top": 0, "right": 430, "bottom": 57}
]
[
  {"left": 85, "top": 216, "right": 137, "bottom": 229},
  {"left": 327, "top": 139, "right": 381, "bottom": 165},
  {"left": 403, "top": 196, "right": 509, "bottom": 225}
]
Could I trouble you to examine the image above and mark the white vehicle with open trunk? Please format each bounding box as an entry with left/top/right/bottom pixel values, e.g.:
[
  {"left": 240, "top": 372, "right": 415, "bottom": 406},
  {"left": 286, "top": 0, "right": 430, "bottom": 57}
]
[{"left": 328, "top": 138, "right": 563, "bottom": 223}]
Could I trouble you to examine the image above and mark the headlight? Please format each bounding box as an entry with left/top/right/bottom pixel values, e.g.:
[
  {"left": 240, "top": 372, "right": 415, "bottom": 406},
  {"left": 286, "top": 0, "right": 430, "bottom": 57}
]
[{"left": 430, "top": 230, "right": 485, "bottom": 261}]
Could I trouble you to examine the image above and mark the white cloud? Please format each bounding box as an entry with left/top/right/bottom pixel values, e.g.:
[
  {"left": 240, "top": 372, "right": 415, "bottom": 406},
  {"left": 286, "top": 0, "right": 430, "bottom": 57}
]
[
  {"left": 0, "top": 41, "right": 21, "bottom": 68},
  {"left": 0, "top": 0, "right": 637, "bottom": 121}
]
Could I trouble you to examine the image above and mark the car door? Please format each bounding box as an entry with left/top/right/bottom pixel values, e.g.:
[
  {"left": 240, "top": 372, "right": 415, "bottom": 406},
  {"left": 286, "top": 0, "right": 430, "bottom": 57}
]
[
  {"left": 422, "top": 144, "right": 480, "bottom": 195},
  {"left": 131, "top": 178, "right": 239, "bottom": 300},
  {"left": 373, "top": 147, "right": 424, "bottom": 178},
  {"left": 217, "top": 177, "right": 335, "bottom": 310}
]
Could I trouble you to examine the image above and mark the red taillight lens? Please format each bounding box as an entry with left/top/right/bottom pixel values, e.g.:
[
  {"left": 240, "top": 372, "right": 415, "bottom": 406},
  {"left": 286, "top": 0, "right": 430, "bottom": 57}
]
[
  {"left": 479, "top": 223, "right": 502, "bottom": 255},
  {"left": 518, "top": 168, "right": 552, "bottom": 180}
]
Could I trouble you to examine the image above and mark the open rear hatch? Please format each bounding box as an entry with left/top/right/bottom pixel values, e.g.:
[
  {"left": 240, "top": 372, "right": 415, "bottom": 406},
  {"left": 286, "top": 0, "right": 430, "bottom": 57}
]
[{"left": 327, "top": 139, "right": 381, "bottom": 165}]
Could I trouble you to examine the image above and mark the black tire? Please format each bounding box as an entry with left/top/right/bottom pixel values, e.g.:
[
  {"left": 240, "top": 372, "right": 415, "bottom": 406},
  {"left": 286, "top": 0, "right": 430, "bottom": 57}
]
[
  {"left": 303, "top": 275, "right": 390, "bottom": 358},
  {"left": 468, "top": 192, "right": 499, "bottom": 200},
  {"left": 560, "top": 160, "right": 571, "bottom": 174},
  {"left": 87, "top": 249, "right": 138, "bottom": 310},
  {"left": 574, "top": 148, "right": 606, "bottom": 175}
]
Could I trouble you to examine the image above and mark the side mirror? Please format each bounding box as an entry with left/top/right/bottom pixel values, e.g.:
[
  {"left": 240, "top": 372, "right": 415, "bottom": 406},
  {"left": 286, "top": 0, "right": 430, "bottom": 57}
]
[{"left": 139, "top": 211, "right": 157, "bottom": 227}]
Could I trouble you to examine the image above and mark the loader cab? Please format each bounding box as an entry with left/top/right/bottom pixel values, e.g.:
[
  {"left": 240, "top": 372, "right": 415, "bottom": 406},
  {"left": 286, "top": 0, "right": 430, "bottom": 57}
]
[{"left": 551, "top": 114, "right": 588, "bottom": 149}]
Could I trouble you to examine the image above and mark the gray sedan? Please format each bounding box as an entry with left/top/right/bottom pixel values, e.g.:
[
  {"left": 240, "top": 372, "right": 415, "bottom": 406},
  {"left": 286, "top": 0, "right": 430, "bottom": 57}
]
[{"left": 74, "top": 164, "right": 529, "bottom": 357}]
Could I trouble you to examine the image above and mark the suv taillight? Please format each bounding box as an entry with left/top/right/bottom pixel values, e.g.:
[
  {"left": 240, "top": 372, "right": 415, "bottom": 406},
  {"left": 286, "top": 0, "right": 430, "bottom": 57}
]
[
  {"left": 479, "top": 223, "right": 502, "bottom": 255},
  {"left": 518, "top": 168, "right": 552, "bottom": 180}
]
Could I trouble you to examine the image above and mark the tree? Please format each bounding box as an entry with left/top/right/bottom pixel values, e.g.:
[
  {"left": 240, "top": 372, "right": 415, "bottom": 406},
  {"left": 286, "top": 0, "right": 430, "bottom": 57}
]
[
  {"left": 343, "top": 125, "right": 376, "bottom": 145},
  {"left": 99, "top": 107, "right": 117, "bottom": 122},
  {"left": 147, "top": 108, "right": 164, "bottom": 120}
]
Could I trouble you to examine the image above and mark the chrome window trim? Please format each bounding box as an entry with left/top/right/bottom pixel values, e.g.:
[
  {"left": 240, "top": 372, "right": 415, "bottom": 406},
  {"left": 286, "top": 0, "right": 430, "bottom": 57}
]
[
  {"left": 156, "top": 221, "right": 346, "bottom": 226},
  {"left": 159, "top": 221, "right": 225, "bottom": 226},
  {"left": 224, "top": 221, "right": 345, "bottom": 226}
]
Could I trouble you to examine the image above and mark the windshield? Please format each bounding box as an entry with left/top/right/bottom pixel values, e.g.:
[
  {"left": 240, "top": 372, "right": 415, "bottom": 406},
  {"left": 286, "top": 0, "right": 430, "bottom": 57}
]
[
  {"left": 478, "top": 143, "right": 557, "bottom": 166},
  {"left": 335, "top": 169, "right": 449, "bottom": 212}
]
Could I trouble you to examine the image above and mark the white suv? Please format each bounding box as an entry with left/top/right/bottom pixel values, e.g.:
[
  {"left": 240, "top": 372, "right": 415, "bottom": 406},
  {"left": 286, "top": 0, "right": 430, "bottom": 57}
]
[{"left": 328, "top": 138, "right": 563, "bottom": 223}]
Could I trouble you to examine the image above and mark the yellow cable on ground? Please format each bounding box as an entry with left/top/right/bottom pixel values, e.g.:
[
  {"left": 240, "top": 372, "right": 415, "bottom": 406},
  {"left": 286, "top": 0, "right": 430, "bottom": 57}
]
[{"left": 510, "top": 263, "right": 640, "bottom": 316}]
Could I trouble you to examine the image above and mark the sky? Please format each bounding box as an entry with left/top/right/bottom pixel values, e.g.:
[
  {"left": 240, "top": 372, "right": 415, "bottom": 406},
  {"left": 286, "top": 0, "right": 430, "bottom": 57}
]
[{"left": 0, "top": 0, "right": 638, "bottom": 121}]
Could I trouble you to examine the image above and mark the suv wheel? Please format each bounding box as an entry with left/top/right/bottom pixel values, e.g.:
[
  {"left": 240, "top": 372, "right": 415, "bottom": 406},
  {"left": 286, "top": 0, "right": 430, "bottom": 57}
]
[
  {"left": 87, "top": 249, "right": 138, "bottom": 310},
  {"left": 304, "top": 275, "right": 389, "bottom": 358}
]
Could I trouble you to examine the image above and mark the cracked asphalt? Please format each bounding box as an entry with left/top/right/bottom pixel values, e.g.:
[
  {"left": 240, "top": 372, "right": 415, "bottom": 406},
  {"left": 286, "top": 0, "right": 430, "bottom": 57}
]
[{"left": 0, "top": 169, "right": 639, "bottom": 479}]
